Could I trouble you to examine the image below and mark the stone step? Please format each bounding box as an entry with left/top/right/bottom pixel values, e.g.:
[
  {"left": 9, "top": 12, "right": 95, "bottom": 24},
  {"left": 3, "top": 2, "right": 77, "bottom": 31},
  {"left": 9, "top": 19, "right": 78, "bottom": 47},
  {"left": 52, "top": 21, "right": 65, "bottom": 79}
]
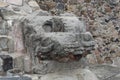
[
  {"left": 40, "top": 68, "right": 99, "bottom": 80},
  {"left": 0, "top": 76, "right": 31, "bottom": 80}
]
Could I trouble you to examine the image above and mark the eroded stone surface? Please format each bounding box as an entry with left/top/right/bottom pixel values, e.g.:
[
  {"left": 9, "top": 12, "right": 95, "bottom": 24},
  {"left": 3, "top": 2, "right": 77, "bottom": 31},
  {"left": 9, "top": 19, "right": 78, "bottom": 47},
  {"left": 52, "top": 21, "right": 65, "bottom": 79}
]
[
  {"left": 0, "top": 1, "right": 8, "bottom": 7},
  {"left": 40, "top": 68, "right": 99, "bottom": 80},
  {"left": 6, "top": 0, "right": 23, "bottom": 6},
  {"left": 0, "top": 1, "right": 120, "bottom": 80},
  {"left": 89, "top": 64, "right": 120, "bottom": 80},
  {"left": 21, "top": 12, "right": 95, "bottom": 64},
  {"left": 0, "top": 76, "right": 31, "bottom": 80},
  {"left": 32, "top": 58, "right": 89, "bottom": 74}
]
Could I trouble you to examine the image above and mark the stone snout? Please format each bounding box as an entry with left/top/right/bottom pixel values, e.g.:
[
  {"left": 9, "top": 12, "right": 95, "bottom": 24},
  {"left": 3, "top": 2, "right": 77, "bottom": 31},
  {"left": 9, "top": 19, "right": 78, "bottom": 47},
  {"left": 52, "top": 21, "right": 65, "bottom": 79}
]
[{"left": 80, "top": 32, "right": 95, "bottom": 50}]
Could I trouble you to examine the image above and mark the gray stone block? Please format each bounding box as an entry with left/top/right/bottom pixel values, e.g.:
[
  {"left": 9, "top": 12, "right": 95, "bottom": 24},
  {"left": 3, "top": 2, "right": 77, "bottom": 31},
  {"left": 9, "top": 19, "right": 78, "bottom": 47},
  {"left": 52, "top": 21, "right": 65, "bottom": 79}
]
[{"left": 0, "top": 76, "right": 31, "bottom": 80}]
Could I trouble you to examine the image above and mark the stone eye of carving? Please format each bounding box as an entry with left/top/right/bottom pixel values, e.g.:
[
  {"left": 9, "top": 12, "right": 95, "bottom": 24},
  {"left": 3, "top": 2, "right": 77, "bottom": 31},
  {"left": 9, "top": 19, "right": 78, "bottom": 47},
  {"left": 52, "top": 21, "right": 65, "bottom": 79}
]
[
  {"left": 42, "top": 18, "right": 65, "bottom": 32},
  {"left": 83, "top": 34, "right": 91, "bottom": 41},
  {"left": 42, "top": 21, "right": 53, "bottom": 32}
]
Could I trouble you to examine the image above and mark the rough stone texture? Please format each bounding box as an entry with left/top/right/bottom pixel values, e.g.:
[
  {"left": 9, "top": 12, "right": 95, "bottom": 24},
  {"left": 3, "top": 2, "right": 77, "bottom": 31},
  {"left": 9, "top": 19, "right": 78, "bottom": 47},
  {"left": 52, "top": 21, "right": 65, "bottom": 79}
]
[
  {"left": 6, "top": 0, "right": 23, "bottom": 6},
  {"left": 27, "top": 0, "right": 120, "bottom": 65},
  {"left": 10, "top": 53, "right": 24, "bottom": 70},
  {"left": 109, "top": 73, "right": 120, "bottom": 80},
  {"left": 0, "top": 18, "right": 9, "bottom": 35},
  {"left": 0, "top": 52, "right": 24, "bottom": 71},
  {"left": 20, "top": 2, "right": 32, "bottom": 14},
  {"left": 21, "top": 12, "right": 95, "bottom": 68},
  {"left": 0, "top": 54, "right": 13, "bottom": 72},
  {"left": 0, "top": 76, "right": 31, "bottom": 80},
  {"left": 12, "top": 20, "right": 25, "bottom": 53},
  {"left": 0, "top": 37, "right": 14, "bottom": 53},
  {"left": 0, "top": 0, "right": 120, "bottom": 80},
  {"left": 40, "top": 68, "right": 99, "bottom": 80},
  {"left": 89, "top": 64, "right": 120, "bottom": 80},
  {"left": 32, "top": 58, "right": 89, "bottom": 74},
  {"left": 0, "top": 1, "right": 8, "bottom": 7},
  {"left": 23, "top": 56, "right": 32, "bottom": 73},
  {"left": 28, "top": 1, "right": 39, "bottom": 8}
]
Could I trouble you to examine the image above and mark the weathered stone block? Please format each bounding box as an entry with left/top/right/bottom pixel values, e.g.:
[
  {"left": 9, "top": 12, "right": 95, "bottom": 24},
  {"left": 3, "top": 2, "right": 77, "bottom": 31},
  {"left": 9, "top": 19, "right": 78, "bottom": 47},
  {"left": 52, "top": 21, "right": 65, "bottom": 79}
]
[
  {"left": 6, "top": 0, "right": 23, "bottom": 6},
  {"left": 0, "top": 76, "right": 32, "bottom": 80},
  {"left": 0, "top": 1, "right": 8, "bottom": 7},
  {"left": 21, "top": 13, "right": 95, "bottom": 63},
  {"left": 10, "top": 53, "right": 24, "bottom": 70},
  {"left": 23, "top": 56, "right": 32, "bottom": 73},
  {"left": 28, "top": 1, "right": 39, "bottom": 8},
  {"left": 40, "top": 68, "right": 99, "bottom": 80},
  {"left": 0, "top": 55, "right": 13, "bottom": 72},
  {"left": 0, "top": 20, "right": 9, "bottom": 35},
  {"left": 0, "top": 36, "right": 14, "bottom": 53}
]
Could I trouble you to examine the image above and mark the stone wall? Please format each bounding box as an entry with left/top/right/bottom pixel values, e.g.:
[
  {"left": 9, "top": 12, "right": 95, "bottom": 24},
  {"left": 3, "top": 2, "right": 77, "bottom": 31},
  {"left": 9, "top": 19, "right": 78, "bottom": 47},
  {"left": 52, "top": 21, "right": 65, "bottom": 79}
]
[{"left": 0, "top": 0, "right": 120, "bottom": 72}]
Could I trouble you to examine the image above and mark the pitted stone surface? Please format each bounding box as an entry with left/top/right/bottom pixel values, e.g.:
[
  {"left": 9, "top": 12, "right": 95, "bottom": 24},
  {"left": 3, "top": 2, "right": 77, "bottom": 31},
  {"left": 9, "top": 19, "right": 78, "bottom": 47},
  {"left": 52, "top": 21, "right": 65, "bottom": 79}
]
[
  {"left": 21, "top": 12, "right": 95, "bottom": 65},
  {"left": 6, "top": 0, "right": 23, "bottom": 6},
  {"left": 0, "top": 76, "right": 31, "bottom": 80},
  {"left": 89, "top": 65, "right": 120, "bottom": 80},
  {"left": 40, "top": 68, "right": 99, "bottom": 80},
  {"left": 33, "top": 58, "right": 89, "bottom": 74},
  {"left": 0, "top": 1, "right": 120, "bottom": 80}
]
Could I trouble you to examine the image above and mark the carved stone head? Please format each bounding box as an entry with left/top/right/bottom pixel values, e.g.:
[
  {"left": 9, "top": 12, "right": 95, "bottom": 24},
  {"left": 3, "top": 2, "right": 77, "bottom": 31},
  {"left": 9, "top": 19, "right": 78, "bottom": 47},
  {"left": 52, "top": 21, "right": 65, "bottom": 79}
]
[{"left": 22, "top": 13, "right": 95, "bottom": 62}]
